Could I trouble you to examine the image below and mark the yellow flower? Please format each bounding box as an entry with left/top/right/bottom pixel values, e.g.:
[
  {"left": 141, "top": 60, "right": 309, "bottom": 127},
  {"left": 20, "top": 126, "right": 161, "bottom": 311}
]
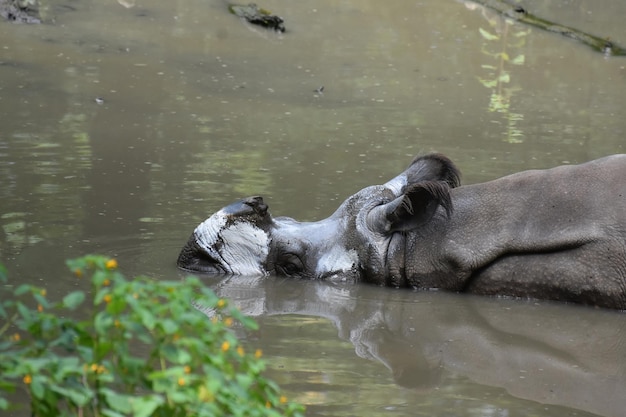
[
  {"left": 11, "top": 333, "right": 20, "bottom": 342},
  {"left": 254, "top": 349, "right": 263, "bottom": 359},
  {"left": 221, "top": 341, "right": 230, "bottom": 352},
  {"left": 23, "top": 375, "right": 32, "bottom": 385},
  {"left": 103, "top": 294, "right": 112, "bottom": 304},
  {"left": 132, "top": 293, "right": 139, "bottom": 299},
  {"left": 37, "top": 304, "right": 43, "bottom": 312},
  {"left": 216, "top": 299, "right": 226, "bottom": 308},
  {"left": 237, "top": 346, "right": 245, "bottom": 357},
  {"left": 40, "top": 289, "right": 47, "bottom": 297},
  {"left": 74, "top": 268, "right": 83, "bottom": 278},
  {"left": 88, "top": 363, "right": 107, "bottom": 374},
  {"left": 103, "top": 278, "right": 110, "bottom": 286},
  {"left": 114, "top": 319, "right": 121, "bottom": 328},
  {"left": 224, "top": 317, "right": 233, "bottom": 327},
  {"left": 266, "top": 401, "right": 271, "bottom": 409},
  {"left": 184, "top": 365, "right": 191, "bottom": 374},
  {"left": 178, "top": 377, "right": 186, "bottom": 386},
  {"left": 280, "top": 395, "right": 288, "bottom": 404},
  {"left": 105, "top": 259, "right": 118, "bottom": 270}
]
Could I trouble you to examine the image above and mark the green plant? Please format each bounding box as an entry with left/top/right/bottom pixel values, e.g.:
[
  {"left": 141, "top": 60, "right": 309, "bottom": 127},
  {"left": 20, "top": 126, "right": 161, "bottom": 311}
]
[{"left": 0, "top": 255, "right": 305, "bottom": 417}]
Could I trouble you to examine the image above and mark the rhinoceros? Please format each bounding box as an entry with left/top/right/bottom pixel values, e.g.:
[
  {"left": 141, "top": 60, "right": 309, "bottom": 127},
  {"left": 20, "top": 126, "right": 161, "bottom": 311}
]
[{"left": 177, "top": 153, "right": 626, "bottom": 309}]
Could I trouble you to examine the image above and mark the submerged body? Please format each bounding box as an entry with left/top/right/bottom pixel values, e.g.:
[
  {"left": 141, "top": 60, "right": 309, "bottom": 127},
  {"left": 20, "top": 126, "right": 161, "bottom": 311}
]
[{"left": 178, "top": 154, "right": 626, "bottom": 309}]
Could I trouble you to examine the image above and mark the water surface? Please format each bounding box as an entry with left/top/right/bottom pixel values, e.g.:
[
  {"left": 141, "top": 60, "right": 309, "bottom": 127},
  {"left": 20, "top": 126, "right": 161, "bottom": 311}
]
[{"left": 1, "top": 1, "right": 625, "bottom": 416}]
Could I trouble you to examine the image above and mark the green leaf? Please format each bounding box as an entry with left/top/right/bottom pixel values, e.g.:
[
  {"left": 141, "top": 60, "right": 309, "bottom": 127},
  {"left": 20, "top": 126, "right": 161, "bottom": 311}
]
[
  {"left": 50, "top": 384, "right": 91, "bottom": 406},
  {"left": 138, "top": 308, "right": 156, "bottom": 331},
  {"left": 236, "top": 373, "right": 253, "bottom": 389},
  {"left": 16, "top": 302, "right": 33, "bottom": 322},
  {"left": 130, "top": 395, "right": 165, "bottom": 417},
  {"left": 95, "top": 340, "right": 114, "bottom": 359},
  {"left": 93, "top": 270, "right": 110, "bottom": 287},
  {"left": 102, "top": 389, "right": 133, "bottom": 413},
  {"left": 76, "top": 345, "right": 94, "bottom": 363},
  {"left": 14, "top": 284, "right": 32, "bottom": 296},
  {"left": 63, "top": 291, "right": 85, "bottom": 310},
  {"left": 101, "top": 409, "right": 126, "bottom": 417},
  {"left": 167, "top": 390, "right": 188, "bottom": 403},
  {"left": 106, "top": 295, "right": 127, "bottom": 315},
  {"left": 94, "top": 312, "right": 114, "bottom": 335},
  {"left": 159, "top": 319, "right": 179, "bottom": 335},
  {"left": 229, "top": 308, "right": 259, "bottom": 330},
  {"left": 511, "top": 54, "right": 525, "bottom": 65},
  {"left": 478, "top": 77, "right": 498, "bottom": 88},
  {"left": 160, "top": 344, "right": 191, "bottom": 364},
  {"left": 479, "top": 27, "right": 499, "bottom": 41},
  {"left": 30, "top": 376, "right": 45, "bottom": 399}
]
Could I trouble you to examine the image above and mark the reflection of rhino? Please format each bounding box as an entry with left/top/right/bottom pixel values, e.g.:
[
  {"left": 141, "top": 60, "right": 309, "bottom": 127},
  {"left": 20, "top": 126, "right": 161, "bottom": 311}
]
[
  {"left": 179, "top": 154, "right": 626, "bottom": 309},
  {"left": 202, "top": 276, "right": 626, "bottom": 417}
]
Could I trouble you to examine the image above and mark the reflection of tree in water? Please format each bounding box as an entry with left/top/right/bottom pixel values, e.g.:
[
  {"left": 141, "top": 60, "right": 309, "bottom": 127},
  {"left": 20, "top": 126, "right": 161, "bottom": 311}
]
[{"left": 470, "top": 3, "right": 529, "bottom": 143}]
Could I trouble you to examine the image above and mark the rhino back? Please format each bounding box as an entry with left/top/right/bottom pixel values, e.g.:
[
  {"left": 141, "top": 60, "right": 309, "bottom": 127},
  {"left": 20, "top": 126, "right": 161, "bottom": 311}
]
[{"left": 404, "top": 154, "right": 626, "bottom": 308}]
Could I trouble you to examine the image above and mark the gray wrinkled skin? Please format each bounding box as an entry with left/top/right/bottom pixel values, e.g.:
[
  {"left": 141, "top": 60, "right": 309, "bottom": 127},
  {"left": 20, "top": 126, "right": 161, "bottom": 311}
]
[{"left": 178, "top": 153, "right": 626, "bottom": 309}]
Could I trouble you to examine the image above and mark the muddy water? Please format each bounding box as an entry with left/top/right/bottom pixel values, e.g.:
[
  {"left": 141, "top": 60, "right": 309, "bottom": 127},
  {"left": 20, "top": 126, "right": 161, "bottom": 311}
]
[{"left": 1, "top": 0, "right": 625, "bottom": 416}]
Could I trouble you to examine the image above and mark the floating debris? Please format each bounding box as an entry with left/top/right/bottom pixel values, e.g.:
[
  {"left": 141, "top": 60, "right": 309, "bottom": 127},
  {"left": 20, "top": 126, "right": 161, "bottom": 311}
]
[{"left": 228, "top": 3, "right": 285, "bottom": 33}]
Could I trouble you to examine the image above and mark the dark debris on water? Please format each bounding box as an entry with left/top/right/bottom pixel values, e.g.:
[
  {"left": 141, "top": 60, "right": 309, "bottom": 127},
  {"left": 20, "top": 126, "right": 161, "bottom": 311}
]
[{"left": 228, "top": 3, "right": 285, "bottom": 33}]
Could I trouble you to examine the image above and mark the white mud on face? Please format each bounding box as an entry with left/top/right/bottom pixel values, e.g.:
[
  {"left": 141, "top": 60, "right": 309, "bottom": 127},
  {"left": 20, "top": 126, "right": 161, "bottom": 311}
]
[
  {"left": 194, "top": 210, "right": 270, "bottom": 275},
  {"left": 316, "top": 245, "right": 358, "bottom": 278}
]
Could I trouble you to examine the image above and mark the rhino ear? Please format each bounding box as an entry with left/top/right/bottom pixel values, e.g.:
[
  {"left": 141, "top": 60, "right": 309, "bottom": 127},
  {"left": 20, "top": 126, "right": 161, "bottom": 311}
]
[
  {"left": 405, "top": 153, "right": 461, "bottom": 188},
  {"left": 384, "top": 153, "right": 460, "bottom": 197},
  {"left": 367, "top": 181, "right": 453, "bottom": 233}
]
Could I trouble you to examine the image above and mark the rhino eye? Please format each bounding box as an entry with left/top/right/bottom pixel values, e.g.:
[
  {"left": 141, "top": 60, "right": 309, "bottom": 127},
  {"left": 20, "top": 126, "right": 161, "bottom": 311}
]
[{"left": 276, "top": 253, "right": 304, "bottom": 276}]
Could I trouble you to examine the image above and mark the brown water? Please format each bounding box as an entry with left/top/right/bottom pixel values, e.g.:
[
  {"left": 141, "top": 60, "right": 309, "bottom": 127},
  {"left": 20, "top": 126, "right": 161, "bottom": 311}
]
[{"left": 1, "top": 0, "right": 625, "bottom": 416}]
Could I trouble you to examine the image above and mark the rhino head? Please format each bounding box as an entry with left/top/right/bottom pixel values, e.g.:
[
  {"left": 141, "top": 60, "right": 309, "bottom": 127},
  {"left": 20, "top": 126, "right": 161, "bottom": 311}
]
[{"left": 177, "top": 154, "right": 460, "bottom": 284}]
